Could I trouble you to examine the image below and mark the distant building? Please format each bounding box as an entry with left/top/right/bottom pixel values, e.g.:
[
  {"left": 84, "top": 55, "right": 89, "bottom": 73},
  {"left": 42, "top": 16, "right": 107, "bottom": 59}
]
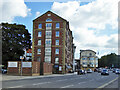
[
  {"left": 80, "top": 50, "right": 98, "bottom": 71},
  {"left": 25, "top": 49, "right": 32, "bottom": 61},
  {"left": 32, "top": 11, "right": 75, "bottom": 74}
]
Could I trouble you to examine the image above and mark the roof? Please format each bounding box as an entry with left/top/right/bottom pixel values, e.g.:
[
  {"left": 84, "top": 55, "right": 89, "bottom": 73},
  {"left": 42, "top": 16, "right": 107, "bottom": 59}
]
[
  {"left": 80, "top": 49, "right": 96, "bottom": 54},
  {"left": 33, "top": 11, "right": 67, "bottom": 22}
]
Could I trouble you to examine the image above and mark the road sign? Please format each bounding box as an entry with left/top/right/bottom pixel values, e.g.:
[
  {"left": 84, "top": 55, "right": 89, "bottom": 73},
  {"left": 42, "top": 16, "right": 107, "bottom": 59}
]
[{"left": 20, "top": 56, "right": 24, "bottom": 59}]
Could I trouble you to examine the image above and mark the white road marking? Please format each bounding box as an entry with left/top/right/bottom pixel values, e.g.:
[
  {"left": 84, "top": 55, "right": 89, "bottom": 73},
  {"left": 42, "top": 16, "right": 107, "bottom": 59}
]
[
  {"left": 9, "top": 85, "right": 24, "bottom": 88},
  {"left": 61, "top": 85, "right": 74, "bottom": 88},
  {"left": 78, "top": 82, "right": 86, "bottom": 84},
  {"left": 57, "top": 79, "right": 67, "bottom": 82},
  {"left": 32, "top": 82, "right": 51, "bottom": 85}
]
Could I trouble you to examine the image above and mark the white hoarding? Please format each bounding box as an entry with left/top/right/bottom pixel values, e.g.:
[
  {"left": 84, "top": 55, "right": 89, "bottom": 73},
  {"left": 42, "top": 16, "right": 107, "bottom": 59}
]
[
  {"left": 59, "top": 66, "right": 62, "bottom": 71},
  {"left": 22, "top": 62, "right": 32, "bottom": 67},
  {"left": 8, "top": 62, "right": 18, "bottom": 67}
]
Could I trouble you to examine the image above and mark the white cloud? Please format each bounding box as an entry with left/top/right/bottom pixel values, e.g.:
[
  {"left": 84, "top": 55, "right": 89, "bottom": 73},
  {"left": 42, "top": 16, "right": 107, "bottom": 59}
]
[
  {"left": 51, "top": 0, "right": 119, "bottom": 58},
  {"left": 36, "top": 11, "right": 41, "bottom": 17},
  {"left": 1, "top": 0, "right": 31, "bottom": 23}
]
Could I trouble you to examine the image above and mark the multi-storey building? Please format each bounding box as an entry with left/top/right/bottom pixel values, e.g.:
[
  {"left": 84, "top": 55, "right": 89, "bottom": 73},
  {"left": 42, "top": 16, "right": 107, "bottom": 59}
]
[
  {"left": 80, "top": 50, "right": 98, "bottom": 71},
  {"left": 32, "top": 11, "right": 75, "bottom": 74}
]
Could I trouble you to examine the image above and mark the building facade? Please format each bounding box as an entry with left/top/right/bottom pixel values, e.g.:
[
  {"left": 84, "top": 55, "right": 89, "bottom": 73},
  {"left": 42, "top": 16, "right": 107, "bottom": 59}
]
[
  {"left": 80, "top": 50, "right": 98, "bottom": 71},
  {"left": 32, "top": 11, "right": 74, "bottom": 74},
  {"left": 25, "top": 49, "right": 32, "bottom": 61}
]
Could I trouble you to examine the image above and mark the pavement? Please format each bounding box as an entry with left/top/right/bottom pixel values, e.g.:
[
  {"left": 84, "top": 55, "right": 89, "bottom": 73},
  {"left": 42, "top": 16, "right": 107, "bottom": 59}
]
[
  {"left": 1, "top": 72, "right": 77, "bottom": 81},
  {"left": 2, "top": 71, "right": 120, "bottom": 89}
]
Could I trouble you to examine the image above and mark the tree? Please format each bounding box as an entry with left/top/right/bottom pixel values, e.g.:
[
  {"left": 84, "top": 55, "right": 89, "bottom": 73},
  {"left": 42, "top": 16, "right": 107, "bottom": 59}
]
[
  {"left": 98, "top": 53, "right": 120, "bottom": 68},
  {"left": 2, "top": 23, "right": 31, "bottom": 68}
]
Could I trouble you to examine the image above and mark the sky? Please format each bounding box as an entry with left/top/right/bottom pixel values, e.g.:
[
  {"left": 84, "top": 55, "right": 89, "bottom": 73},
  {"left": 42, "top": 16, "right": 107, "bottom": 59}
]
[{"left": 1, "top": 0, "right": 119, "bottom": 59}]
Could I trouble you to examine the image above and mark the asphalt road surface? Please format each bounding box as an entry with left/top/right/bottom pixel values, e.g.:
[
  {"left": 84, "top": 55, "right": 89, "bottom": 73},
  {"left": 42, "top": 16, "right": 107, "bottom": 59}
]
[{"left": 2, "top": 71, "right": 120, "bottom": 89}]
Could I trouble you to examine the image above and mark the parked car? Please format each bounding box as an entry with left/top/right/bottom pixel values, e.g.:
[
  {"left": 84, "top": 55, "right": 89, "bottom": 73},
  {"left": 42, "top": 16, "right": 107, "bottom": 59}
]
[
  {"left": 87, "top": 69, "right": 92, "bottom": 73},
  {"left": 98, "top": 68, "right": 102, "bottom": 73},
  {"left": 68, "top": 70, "right": 74, "bottom": 73},
  {"left": 94, "top": 68, "right": 98, "bottom": 72},
  {"left": 115, "top": 69, "right": 120, "bottom": 74},
  {"left": 2, "top": 69, "right": 7, "bottom": 74},
  {"left": 112, "top": 68, "right": 116, "bottom": 73},
  {"left": 77, "top": 69, "right": 86, "bottom": 75},
  {"left": 101, "top": 69, "right": 109, "bottom": 75}
]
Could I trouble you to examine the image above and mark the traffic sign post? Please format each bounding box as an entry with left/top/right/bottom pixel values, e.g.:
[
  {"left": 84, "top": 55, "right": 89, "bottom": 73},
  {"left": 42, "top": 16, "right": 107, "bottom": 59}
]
[{"left": 20, "top": 56, "right": 24, "bottom": 76}]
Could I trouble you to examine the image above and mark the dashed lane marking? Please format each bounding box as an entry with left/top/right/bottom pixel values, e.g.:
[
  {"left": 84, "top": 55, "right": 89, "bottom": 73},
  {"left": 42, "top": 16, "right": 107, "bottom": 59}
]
[
  {"left": 61, "top": 85, "right": 74, "bottom": 88},
  {"left": 32, "top": 82, "right": 51, "bottom": 85}
]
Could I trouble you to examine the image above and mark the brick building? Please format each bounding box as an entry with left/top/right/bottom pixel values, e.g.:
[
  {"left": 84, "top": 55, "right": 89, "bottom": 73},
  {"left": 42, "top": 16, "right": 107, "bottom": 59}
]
[{"left": 32, "top": 11, "right": 75, "bottom": 74}]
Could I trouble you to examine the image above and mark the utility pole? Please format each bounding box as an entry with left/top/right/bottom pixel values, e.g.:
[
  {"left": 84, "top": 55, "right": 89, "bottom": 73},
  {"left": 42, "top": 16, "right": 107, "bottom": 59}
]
[{"left": 20, "top": 56, "right": 24, "bottom": 76}]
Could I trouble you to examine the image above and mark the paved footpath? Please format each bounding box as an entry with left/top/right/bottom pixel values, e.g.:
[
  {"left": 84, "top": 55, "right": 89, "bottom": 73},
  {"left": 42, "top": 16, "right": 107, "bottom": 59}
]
[{"left": 1, "top": 72, "right": 77, "bottom": 81}]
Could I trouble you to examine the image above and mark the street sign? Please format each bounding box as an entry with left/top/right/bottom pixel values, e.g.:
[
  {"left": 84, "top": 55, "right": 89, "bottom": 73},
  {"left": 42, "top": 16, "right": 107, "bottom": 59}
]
[
  {"left": 20, "top": 56, "right": 24, "bottom": 59},
  {"left": 8, "top": 62, "right": 17, "bottom": 67},
  {"left": 22, "top": 62, "right": 32, "bottom": 67}
]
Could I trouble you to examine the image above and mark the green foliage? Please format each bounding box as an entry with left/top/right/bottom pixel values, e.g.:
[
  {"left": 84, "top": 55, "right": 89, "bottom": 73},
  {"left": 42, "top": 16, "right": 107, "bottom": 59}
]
[
  {"left": 2, "top": 23, "right": 31, "bottom": 68},
  {"left": 98, "top": 53, "right": 120, "bottom": 68}
]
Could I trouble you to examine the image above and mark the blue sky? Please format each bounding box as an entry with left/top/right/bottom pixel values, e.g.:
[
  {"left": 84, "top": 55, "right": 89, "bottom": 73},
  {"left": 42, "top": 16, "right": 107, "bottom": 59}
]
[{"left": 1, "top": 0, "right": 118, "bottom": 58}]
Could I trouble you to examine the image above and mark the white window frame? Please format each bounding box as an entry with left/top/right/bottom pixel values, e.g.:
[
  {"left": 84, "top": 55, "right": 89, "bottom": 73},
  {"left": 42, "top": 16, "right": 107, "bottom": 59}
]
[
  {"left": 46, "top": 23, "right": 52, "bottom": 29},
  {"left": 55, "top": 48, "right": 59, "bottom": 54},
  {"left": 38, "top": 31, "right": 42, "bottom": 37},
  {"left": 56, "top": 23, "right": 60, "bottom": 28},
  {"left": 37, "top": 49, "right": 41, "bottom": 54},
  {"left": 56, "top": 31, "right": 59, "bottom": 37},
  {"left": 45, "top": 39, "right": 51, "bottom": 46},
  {"left": 38, "top": 23, "right": 42, "bottom": 29},
  {"left": 38, "top": 40, "right": 41, "bottom": 45},
  {"left": 55, "top": 40, "right": 59, "bottom": 45},
  {"left": 55, "top": 57, "right": 59, "bottom": 64}
]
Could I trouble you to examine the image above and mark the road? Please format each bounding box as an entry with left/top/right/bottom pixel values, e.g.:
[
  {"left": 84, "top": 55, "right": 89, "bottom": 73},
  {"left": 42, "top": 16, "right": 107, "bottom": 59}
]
[{"left": 2, "top": 71, "right": 119, "bottom": 89}]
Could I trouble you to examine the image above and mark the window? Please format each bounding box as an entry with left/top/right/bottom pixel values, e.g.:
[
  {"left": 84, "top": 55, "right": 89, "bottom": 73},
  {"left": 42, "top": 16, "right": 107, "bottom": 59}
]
[
  {"left": 55, "top": 40, "right": 59, "bottom": 45},
  {"left": 46, "top": 23, "right": 52, "bottom": 29},
  {"left": 48, "top": 14, "right": 51, "bottom": 16},
  {"left": 89, "top": 53, "right": 92, "bottom": 56},
  {"left": 82, "top": 58, "right": 87, "bottom": 60},
  {"left": 37, "top": 49, "right": 41, "bottom": 54},
  {"left": 46, "top": 18, "right": 52, "bottom": 22},
  {"left": 82, "top": 62, "right": 87, "bottom": 65},
  {"left": 29, "top": 53, "right": 32, "bottom": 56},
  {"left": 46, "top": 31, "right": 52, "bottom": 36},
  {"left": 89, "top": 58, "right": 94, "bottom": 60},
  {"left": 56, "top": 31, "right": 59, "bottom": 37},
  {"left": 45, "top": 39, "right": 51, "bottom": 45},
  {"left": 26, "top": 53, "right": 29, "bottom": 56},
  {"left": 55, "top": 49, "right": 59, "bottom": 54},
  {"left": 37, "top": 57, "right": 41, "bottom": 62},
  {"left": 55, "top": 58, "right": 59, "bottom": 64},
  {"left": 45, "top": 57, "right": 51, "bottom": 63},
  {"left": 38, "top": 24, "right": 42, "bottom": 29},
  {"left": 38, "top": 40, "right": 41, "bottom": 45},
  {"left": 45, "top": 48, "right": 51, "bottom": 52},
  {"left": 56, "top": 23, "right": 60, "bottom": 28},
  {"left": 38, "top": 31, "right": 42, "bottom": 37}
]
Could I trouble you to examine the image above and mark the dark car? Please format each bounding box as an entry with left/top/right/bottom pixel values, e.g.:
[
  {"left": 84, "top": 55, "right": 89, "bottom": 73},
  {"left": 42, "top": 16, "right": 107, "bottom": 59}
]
[
  {"left": 78, "top": 69, "right": 86, "bottom": 75},
  {"left": 94, "top": 68, "right": 98, "bottom": 72},
  {"left": 113, "top": 68, "right": 116, "bottom": 73},
  {"left": 115, "top": 69, "right": 120, "bottom": 74},
  {"left": 101, "top": 69, "right": 109, "bottom": 75},
  {"left": 98, "top": 68, "right": 102, "bottom": 73},
  {"left": 2, "top": 69, "right": 7, "bottom": 74}
]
